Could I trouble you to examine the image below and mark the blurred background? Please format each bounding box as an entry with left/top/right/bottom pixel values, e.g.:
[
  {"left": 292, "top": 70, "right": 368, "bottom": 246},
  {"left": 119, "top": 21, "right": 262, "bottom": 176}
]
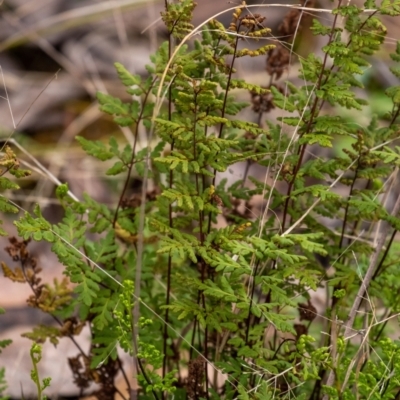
[{"left": 0, "top": 0, "right": 398, "bottom": 398}]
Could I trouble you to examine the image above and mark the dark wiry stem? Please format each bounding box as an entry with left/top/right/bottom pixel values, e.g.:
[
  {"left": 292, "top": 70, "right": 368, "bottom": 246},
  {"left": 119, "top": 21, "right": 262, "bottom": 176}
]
[
  {"left": 162, "top": 22, "right": 175, "bottom": 387},
  {"left": 112, "top": 79, "right": 156, "bottom": 227},
  {"left": 280, "top": 0, "right": 343, "bottom": 232},
  {"left": 207, "top": 31, "right": 241, "bottom": 235}
]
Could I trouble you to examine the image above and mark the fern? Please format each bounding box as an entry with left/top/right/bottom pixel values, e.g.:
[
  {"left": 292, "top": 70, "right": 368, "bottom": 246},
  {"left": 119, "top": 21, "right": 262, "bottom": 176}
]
[{"left": 2, "top": 0, "right": 400, "bottom": 398}]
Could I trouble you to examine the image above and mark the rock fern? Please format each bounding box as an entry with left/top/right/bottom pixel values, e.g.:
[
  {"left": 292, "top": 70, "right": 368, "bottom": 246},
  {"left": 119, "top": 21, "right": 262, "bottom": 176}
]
[{"left": 1, "top": 0, "right": 400, "bottom": 398}]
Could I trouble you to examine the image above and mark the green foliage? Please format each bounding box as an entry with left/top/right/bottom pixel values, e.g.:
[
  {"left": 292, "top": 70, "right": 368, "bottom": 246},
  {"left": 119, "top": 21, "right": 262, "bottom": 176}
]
[
  {"left": 0, "top": 309, "right": 12, "bottom": 354},
  {"left": 137, "top": 319, "right": 178, "bottom": 395},
  {"left": 0, "top": 307, "right": 12, "bottom": 400},
  {"left": 2, "top": 0, "right": 400, "bottom": 398},
  {"left": 0, "top": 367, "right": 9, "bottom": 400},
  {"left": 30, "top": 343, "right": 51, "bottom": 400},
  {"left": 22, "top": 326, "right": 61, "bottom": 346},
  {"left": 0, "top": 146, "right": 31, "bottom": 235}
]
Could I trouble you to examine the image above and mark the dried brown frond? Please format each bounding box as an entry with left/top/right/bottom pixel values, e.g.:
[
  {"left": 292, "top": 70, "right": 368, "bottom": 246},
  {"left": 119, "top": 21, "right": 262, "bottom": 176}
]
[
  {"left": 278, "top": 9, "right": 302, "bottom": 38},
  {"left": 278, "top": 0, "right": 315, "bottom": 38},
  {"left": 186, "top": 356, "right": 206, "bottom": 399},
  {"left": 69, "top": 351, "right": 120, "bottom": 399},
  {"left": 69, "top": 354, "right": 92, "bottom": 390},
  {"left": 4, "top": 237, "right": 42, "bottom": 287},
  {"left": 298, "top": 300, "right": 317, "bottom": 322},
  {"left": 266, "top": 44, "right": 291, "bottom": 80},
  {"left": 121, "top": 195, "right": 141, "bottom": 209},
  {"left": 60, "top": 316, "right": 85, "bottom": 336},
  {"left": 294, "top": 323, "right": 308, "bottom": 338},
  {"left": 3, "top": 237, "right": 73, "bottom": 313},
  {"left": 92, "top": 357, "right": 119, "bottom": 400},
  {"left": 121, "top": 188, "right": 160, "bottom": 209},
  {"left": 212, "top": 192, "right": 223, "bottom": 207},
  {"left": 265, "top": 0, "right": 315, "bottom": 81},
  {"left": 251, "top": 83, "right": 285, "bottom": 113}
]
